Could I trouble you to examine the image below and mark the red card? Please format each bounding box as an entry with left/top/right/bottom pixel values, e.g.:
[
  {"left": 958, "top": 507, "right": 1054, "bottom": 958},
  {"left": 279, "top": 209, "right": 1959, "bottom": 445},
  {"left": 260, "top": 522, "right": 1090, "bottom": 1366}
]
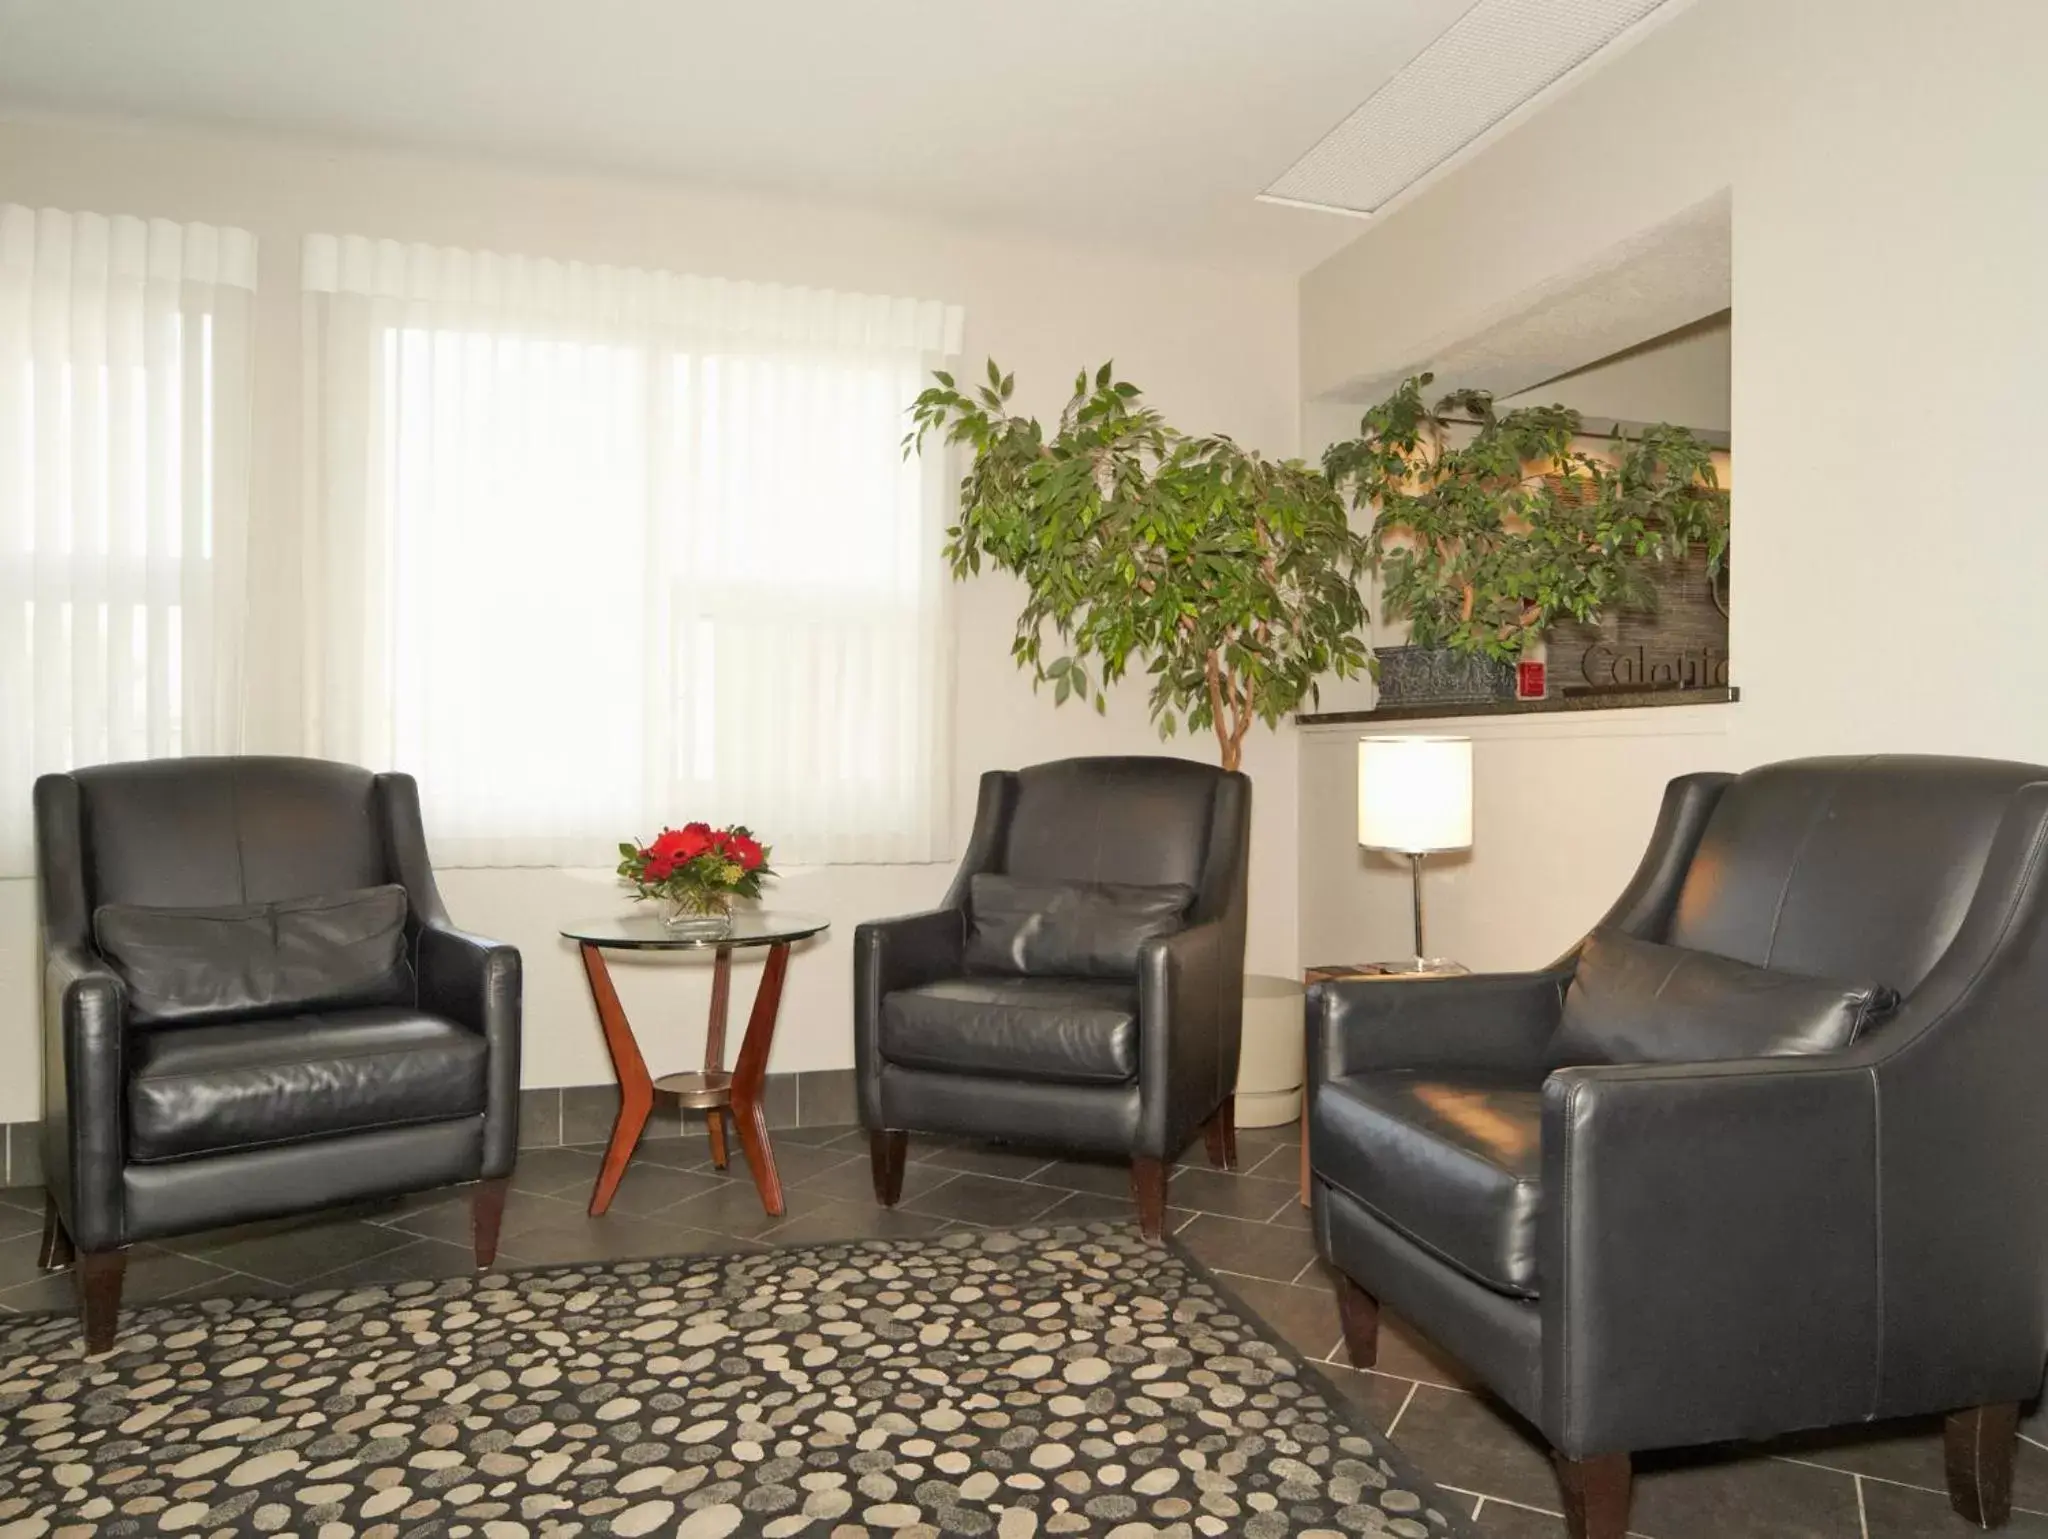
[{"left": 1516, "top": 660, "right": 1546, "bottom": 699}]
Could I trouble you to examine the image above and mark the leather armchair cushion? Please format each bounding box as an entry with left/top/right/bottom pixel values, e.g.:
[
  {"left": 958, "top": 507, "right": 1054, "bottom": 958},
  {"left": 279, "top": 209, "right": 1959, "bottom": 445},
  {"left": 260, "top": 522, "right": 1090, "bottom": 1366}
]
[
  {"left": 96, "top": 884, "right": 415, "bottom": 1027},
  {"left": 965, "top": 875, "right": 1193, "bottom": 979},
  {"left": 881, "top": 976, "right": 1140, "bottom": 1085},
  {"left": 1314, "top": 1070, "right": 1545, "bottom": 1298},
  {"left": 127, "top": 1006, "right": 486, "bottom": 1162},
  {"left": 1548, "top": 928, "right": 1898, "bottom": 1069}
]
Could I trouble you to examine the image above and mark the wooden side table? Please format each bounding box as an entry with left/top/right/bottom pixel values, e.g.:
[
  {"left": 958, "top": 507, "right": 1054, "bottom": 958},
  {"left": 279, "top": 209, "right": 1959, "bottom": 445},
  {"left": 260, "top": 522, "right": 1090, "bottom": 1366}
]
[
  {"left": 560, "top": 911, "right": 828, "bottom": 1220},
  {"left": 1299, "top": 960, "right": 1472, "bottom": 1206}
]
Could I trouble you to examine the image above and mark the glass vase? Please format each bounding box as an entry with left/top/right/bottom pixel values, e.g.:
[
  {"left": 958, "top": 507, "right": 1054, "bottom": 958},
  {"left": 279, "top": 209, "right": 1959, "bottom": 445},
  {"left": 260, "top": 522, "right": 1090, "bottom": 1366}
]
[{"left": 659, "top": 886, "right": 734, "bottom": 938}]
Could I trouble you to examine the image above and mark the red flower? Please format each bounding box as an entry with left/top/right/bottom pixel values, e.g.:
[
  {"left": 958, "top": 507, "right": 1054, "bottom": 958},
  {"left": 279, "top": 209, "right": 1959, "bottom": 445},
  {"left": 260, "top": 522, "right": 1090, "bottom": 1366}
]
[
  {"left": 627, "top": 820, "right": 767, "bottom": 896},
  {"left": 647, "top": 825, "right": 713, "bottom": 865}
]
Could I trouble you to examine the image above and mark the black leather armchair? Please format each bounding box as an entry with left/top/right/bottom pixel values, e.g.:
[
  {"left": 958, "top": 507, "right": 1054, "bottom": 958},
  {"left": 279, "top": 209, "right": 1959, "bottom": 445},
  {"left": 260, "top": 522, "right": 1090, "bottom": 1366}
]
[
  {"left": 1310, "top": 755, "right": 2048, "bottom": 1537},
  {"left": 856, "top": 756, "right": 1250, "bottom": 1237},
  {"left": 34, "top": 756, "right": 521, "bottom": 1351}
]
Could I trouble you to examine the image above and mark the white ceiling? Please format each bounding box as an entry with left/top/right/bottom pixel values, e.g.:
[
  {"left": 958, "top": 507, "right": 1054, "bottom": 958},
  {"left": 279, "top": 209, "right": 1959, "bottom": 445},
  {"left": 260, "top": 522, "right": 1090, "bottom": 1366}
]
[
  {"left": 0, "top": 0, "right": 1494, "bottom": 274},
  {"left": 1264, "top": 0, "right": 1677, "bottom": 215}
]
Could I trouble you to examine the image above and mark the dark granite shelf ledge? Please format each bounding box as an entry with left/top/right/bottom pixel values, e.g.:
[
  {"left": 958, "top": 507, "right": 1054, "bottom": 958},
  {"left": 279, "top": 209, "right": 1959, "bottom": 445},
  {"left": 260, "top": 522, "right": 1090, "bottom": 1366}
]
[{"left": 1298, "top": 684, "right": 1739, "bottom": 726}]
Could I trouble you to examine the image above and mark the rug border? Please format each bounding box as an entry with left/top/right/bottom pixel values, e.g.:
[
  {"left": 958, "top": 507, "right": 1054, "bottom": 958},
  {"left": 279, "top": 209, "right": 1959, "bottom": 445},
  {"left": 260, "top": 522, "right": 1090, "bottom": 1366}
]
[
  {"left": 0, "top": 1224, "right": 1042, "bottom": 1329},
  {"left": 1162, "top": 1224, "right": 1476, "bottom": 1534}
]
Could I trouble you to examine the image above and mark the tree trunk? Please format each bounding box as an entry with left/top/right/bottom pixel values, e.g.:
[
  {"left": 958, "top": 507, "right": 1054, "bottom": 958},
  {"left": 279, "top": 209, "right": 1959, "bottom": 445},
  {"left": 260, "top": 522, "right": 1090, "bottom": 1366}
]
[{"left": 1206, "top": 649, "right": 1251, "bottom": 772}]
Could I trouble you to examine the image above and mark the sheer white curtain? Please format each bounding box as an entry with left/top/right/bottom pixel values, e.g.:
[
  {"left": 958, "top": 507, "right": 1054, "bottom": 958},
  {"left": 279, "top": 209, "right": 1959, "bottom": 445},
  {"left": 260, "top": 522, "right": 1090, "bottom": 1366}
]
[
  {"left": 0, "top": 205, "right": 256, "bottom": 874},
  {"left": 302, "top": 234, "right": 961, "bottom": 867}
]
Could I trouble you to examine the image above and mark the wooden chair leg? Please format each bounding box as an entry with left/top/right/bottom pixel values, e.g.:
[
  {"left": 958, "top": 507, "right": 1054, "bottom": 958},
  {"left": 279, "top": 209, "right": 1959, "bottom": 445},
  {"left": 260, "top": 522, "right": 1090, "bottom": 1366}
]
[
  {"left": 706, "top": 1108, "right": 730, "bottom": 1171},
  {"left": 1131, "top": 1156, "right": 1167, "bottom": 1242},
  {"left": 1331, "top": 1272, "right": 1380, "bottom": 1368},
  {"left": 870, "top": 1130, "right": 908, "bottom": 1206},
  {"left": 1554, "top": 1451, "right": 1633, "bottom": 1539},
  {"left": 38, "top": 1193, "right": 73, "bottom": 1270},
  {"left": 471, "top": 1176, "right": 510, "bottom": 1270},
  {"left": 77, "top": 1249, "right": 126, "bottom": 1356},
  {"left": 1201, "top": 1096, "right": 1239, "bottom": 1171},
  {"left": 1946, "top": 1402, "right": 2018, "bottom": 1528}
]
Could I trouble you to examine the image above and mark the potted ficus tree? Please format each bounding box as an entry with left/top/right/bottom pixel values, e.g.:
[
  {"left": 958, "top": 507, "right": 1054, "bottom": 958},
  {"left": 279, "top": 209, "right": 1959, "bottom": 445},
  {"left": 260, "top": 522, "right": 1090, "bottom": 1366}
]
[
  {"left": 907, "top": 360, "right": 1372, "bottom": 1133},
  {"left": 907, "top": 361, "right": 1373, "bottom": 771},
  {"left": 1323, "top": 373, "right": 1727, "bottom": 703}
]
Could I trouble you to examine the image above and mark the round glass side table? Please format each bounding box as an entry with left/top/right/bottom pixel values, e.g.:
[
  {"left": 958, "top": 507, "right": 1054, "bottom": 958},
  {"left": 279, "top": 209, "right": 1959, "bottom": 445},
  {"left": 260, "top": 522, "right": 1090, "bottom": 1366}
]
[{"left": 560, "top": 910, "right": 829, "bottom": 1220}]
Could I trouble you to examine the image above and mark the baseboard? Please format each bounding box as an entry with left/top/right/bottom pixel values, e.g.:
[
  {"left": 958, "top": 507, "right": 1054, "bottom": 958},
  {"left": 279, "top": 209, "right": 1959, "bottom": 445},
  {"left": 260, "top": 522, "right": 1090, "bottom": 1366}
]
[
  {"left": 516, "top": 1068, "right": 858, "bottom": 1152},
  {"left": 0, "top": 1068, "right": 862, "bottom": 1189}
]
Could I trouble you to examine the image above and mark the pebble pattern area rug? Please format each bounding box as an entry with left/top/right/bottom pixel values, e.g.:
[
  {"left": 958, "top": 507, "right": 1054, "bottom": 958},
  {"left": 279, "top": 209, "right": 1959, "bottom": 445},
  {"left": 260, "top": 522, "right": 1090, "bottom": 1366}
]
[{"left": 0, "top": 1221, "right": 1464, "bottom": 1538}]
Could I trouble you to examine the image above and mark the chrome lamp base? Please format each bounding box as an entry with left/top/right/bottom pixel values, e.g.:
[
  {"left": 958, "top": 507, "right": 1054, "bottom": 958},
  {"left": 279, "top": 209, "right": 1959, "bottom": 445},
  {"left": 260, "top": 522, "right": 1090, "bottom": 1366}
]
[
  {"left": 1366, "top": 851, "right": 1468, "bottom": 976},
  {"left": 1369, "top": 954, "right": 1468, "bottom": 976}
]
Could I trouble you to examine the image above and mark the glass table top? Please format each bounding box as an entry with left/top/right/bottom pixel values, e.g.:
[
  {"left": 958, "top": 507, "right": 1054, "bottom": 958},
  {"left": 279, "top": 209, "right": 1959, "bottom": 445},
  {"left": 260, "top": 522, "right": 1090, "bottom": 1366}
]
[{"left": 560, "top": 910, "right": 831, "bottom": 950}]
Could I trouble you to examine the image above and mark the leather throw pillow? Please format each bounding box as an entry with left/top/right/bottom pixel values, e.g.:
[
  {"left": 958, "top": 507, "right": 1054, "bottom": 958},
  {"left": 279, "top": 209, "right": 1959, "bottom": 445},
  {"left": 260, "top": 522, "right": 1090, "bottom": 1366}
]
[
  {"left": 1549, "top": 927, "right": 1899, "bottom": 1068},
  {"left": 965, "top": 874, "right": 1194, "bottom": 979},
  {"left": 95, "top": 883, "right": 415, "bottom": 1026}
]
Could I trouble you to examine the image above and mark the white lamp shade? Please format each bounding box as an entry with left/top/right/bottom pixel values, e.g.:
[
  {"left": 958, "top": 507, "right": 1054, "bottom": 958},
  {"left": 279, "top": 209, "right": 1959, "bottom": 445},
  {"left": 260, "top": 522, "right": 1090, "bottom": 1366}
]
[{"left": 1357, "top": 736, "right": 1473, "bottom": 853}]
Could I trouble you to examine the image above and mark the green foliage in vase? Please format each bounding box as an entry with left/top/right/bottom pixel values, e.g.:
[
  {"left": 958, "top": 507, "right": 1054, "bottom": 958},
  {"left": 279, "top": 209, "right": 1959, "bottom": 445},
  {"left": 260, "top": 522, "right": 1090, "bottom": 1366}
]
[
  {"left": 907, "top": 361, "right": 1372, "bottom": 771},
  {"left": 1322, "top": 374, "right": 1729, "bottom": 662}
]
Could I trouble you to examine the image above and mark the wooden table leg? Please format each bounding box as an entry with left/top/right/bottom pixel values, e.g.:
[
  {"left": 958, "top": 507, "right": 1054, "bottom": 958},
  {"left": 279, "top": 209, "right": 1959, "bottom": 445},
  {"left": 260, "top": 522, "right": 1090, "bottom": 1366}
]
[
  {"left": 730, "top": 942, "right": 791, "bottom": 1217},
  {"left": 705, "top": 947, "right": 732, "bottom": 1170},
  {"left": 583, "top": 943, "right": 654, "bottom": 1216}
]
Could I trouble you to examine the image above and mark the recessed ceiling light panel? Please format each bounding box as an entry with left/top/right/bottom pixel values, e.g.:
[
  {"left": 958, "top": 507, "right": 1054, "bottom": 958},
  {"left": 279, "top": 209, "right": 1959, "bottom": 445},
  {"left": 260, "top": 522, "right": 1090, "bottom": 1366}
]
[{"left": 1263, "top": 0, "right": 1675, "bottom": 216}]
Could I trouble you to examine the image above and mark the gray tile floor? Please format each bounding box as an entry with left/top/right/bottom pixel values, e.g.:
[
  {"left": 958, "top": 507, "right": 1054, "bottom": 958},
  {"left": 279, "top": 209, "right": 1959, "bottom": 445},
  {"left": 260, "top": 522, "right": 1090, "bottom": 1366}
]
[{"left": 1, "top": 1119, "right": 2043, "bottom": 1539}]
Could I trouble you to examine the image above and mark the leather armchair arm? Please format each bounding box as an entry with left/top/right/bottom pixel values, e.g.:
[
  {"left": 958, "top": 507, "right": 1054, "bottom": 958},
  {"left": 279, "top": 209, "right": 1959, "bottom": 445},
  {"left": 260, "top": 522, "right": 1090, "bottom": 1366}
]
[
  {"left": 418, "top": 924, "right": 521, "bottom": 1031},
  {"left": 1309, "top": 968, "right": 1571, "bottom": 1084},
  {"left": 1537, "top": 1055, "right": 1880, "bottom": 1456},
  {"left": 44, "top": 943, "right": 129, "bottom": 1250},
  {"left": 417, "top": 924, "right": 522, "bottom": 1178},
  {"left": 1134, "top": 918, "right": 1230, "bottom": 1159},
  {"left": 856, "top": 908, "right": 965, "bottom": 1000},
  {"left": 1138, "top": 918, "right": 1225, "bottom": 1025},
  {"left": 854, "top": 908, "right": 966, "bottom": 1125}
]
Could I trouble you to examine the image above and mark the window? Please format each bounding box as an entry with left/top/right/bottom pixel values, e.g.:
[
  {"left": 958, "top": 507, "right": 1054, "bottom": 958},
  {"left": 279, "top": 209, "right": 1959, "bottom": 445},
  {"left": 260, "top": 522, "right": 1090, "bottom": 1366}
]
[
  {"left": 303, "top": 235, "right": 960, "bottom": 866},
  {"left": 0, "top": 205, "right": 256, "bottom": 873}
]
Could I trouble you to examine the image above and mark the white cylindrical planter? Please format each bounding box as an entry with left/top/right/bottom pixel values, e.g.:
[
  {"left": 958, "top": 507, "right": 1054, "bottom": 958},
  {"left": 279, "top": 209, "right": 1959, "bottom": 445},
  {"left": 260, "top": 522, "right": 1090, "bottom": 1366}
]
[{"left": 1236, "top": 973, "right": 1305, "bottom": 1128}]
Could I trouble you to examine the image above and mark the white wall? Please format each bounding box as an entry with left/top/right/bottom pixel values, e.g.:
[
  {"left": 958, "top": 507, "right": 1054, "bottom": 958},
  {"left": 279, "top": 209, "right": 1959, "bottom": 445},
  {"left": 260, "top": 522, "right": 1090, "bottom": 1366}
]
[
  {"left": 1500, "top": 312, "right": 1730, "bottom": 435},
  {"left": 0, "top": 112, "right": 1303, "bottom": 1119},
  {"left": 1300, "top": 708, "right": 1743, "bottom": 970},
  {"left": 1297, "top": 0, "right": 2048, "bottom": 966},
  {"left": 1308, "top": 0, "right": 2048, "bottom": 754}
]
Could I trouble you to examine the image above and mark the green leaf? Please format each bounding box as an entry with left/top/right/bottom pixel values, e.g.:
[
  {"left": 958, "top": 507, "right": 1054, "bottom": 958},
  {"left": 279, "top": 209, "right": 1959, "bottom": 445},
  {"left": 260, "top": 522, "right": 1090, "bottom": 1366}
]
[
  {"left": 912, "top": 357, "right": 1376, "bottom": 759},
  {"left": 1322, "top": 371, "right": 1725, "bottom": 661}
]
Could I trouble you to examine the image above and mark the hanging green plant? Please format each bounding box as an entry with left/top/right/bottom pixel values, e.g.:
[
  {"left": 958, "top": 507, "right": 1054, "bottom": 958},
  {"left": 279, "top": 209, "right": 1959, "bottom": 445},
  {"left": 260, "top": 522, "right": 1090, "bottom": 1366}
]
[
  {"left": 907, "top": 361, "right": 1373, "bottom": 771},
  {"left": 1323, "top": 374, "right": 1728, "bottom": 663}
]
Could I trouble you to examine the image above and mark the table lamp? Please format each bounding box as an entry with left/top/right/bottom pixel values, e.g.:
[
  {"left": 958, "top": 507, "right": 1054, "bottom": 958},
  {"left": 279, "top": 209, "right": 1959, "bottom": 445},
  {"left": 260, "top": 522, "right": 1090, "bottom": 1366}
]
[{"left": 1357, "top": 735, "right": 1472, "bottom": 971}]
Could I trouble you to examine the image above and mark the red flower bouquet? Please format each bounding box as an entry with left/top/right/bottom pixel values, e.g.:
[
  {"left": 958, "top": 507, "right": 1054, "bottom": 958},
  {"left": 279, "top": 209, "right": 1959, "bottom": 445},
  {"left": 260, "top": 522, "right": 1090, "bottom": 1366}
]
[{"left": 618, "top": 822, "right": 774, "bottom": 932}]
